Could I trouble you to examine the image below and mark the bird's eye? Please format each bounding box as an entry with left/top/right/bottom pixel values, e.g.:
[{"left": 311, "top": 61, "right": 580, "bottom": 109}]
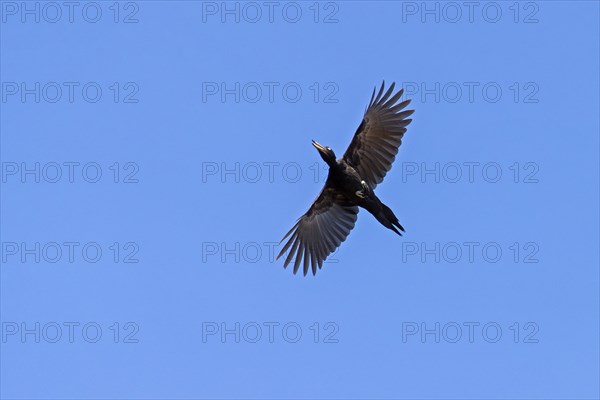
[{"left": 326, "top": 147, "right": 331, "bottom": 151}]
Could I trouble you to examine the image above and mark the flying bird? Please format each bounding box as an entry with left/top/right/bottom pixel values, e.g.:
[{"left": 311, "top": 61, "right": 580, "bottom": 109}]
[{"left": 276, "top": 81, "right": 414, "bottom": 276}]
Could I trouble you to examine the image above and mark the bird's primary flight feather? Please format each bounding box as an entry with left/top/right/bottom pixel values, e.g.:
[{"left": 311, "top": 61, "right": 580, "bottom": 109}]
[{"left": 344, "top": 82, "right": 413, "bottom": 189}]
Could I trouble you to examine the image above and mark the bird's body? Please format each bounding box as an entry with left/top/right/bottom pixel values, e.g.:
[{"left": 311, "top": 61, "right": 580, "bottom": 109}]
[
  {"left": 325, "top": 161, "right": 363, "bottom": 199},
  {"left": 322, "top": 159, "right": 402, "bottom": 234},
  {"left": 277, "top": 81, "right": 414, "bottom": 276}
]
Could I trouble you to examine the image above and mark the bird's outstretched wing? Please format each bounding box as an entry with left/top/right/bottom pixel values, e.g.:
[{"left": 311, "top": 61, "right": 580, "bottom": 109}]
[
  {"left": 276, "top": 186, "right": 358, "bottom": 276},
  {"left": 343, "top": 81, "right": 414, "bottom": 189}
]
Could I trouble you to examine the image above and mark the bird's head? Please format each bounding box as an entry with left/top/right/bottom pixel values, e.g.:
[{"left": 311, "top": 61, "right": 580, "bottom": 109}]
[{"left": 312, "top": 140, "right": 336, "bottom": 165}]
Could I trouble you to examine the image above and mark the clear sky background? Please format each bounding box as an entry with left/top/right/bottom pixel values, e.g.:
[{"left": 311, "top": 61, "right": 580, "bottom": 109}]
[{"left": 1, "top": 1, "right": 599, "bottom": 399}]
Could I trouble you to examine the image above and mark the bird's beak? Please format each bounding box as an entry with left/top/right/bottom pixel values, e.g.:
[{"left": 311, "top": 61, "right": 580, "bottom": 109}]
[{"left": 312, "top": 140, "right": 326, "bottom": 153}]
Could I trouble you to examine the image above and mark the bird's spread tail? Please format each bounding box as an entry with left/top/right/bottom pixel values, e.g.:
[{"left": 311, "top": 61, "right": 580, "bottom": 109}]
[{"left": 375, "top": 201, "right": 405, "bottom": 236}]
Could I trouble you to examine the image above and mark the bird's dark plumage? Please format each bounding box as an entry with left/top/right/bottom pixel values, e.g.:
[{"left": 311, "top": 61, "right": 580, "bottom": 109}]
[
  {"left": 344, "top": 82, "right": 413, "bottom": 189},
  {"left": 278, "top": 188, "right": 358, "bottom": 276},
  {"left": 277, "top": 81, "right": 414, "bottom": 276}
]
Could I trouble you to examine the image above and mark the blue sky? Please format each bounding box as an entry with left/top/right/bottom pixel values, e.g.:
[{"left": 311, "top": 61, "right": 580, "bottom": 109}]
[{"left": 1, "top": 1, "right": 599, "bottom": 399}]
